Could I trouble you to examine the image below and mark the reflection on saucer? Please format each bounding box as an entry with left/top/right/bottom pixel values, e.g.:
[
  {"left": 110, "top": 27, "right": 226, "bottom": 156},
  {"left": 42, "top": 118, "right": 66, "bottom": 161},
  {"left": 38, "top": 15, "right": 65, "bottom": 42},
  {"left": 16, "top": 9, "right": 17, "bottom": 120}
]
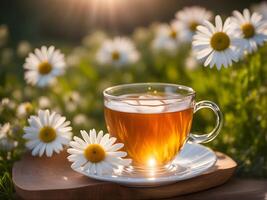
[{"left": 73, "top": 143, "right": 217, "bottom": 187}]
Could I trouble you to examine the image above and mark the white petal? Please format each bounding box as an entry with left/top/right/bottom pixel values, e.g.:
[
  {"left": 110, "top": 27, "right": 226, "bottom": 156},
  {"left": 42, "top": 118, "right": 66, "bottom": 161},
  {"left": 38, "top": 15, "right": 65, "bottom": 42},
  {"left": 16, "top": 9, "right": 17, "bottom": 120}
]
[
  {"left": 204, "top": 51, "right": 214, "bottom": 66},
  {"left": 39, "top": 143, "right": 46, "bottom": 157},
  {"left": 67, "top": 148, "right": 83, "bottom": 155},
  {"left": 73, "top": 136, "right": 87, "bottom": 147},
  {"left": 26, "top": 139, "right": 40, "bottom": 149},
  {"left": 106, "top": 143, "right": 124, "bottom": 152},
  {"left": 96, "top": 163, "right": 103, "bottom": 175},
  {"left": 83, "top": 162, "right": 92, "bottom": 171},
  {"left": 80, "top": 130, "right": 91, "bottom": 144},
  {"left": 100, "top": 134, "right": 110, "bottom": 146},
  {"left": 89, "top": 129, "right": 97, "bottom": 144},
  {"left": 103, "top": 137, "right": 117, "bottom": 150},
  {"left": 45, "top": 143, "right": 54, "bottom": 157},
  {"left": 215, "top": 15, "right": 223, "bottom": 31},
  {"left": 107, "top": 151, "right": 127, "bottom": 158},
  {"left": 31, "top": 143, "right": 43, "bottom": 156},
  {"left": 98, "top": 161, "right": 113, "bottom": 174},
  {"left": 69, "top": 141, "right": 85, "bottom": 150},
  {"left": 71, "top": 157, "right": 87, "bottom": 169},
  {"left": 90, "top": 164, "right": 96, "bottom": 174},
  {"left": 23, "top": 132, "right": 38, "bottom": 140},
  {"left": 96, "top": 130, "right": 104, "bottom": 143}
]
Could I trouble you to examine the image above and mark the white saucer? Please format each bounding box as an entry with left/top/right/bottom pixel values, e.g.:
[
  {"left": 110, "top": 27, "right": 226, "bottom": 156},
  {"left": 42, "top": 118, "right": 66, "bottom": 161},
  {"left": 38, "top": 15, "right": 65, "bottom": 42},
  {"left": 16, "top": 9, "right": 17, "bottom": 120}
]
[{"left": 74, "top": 143, "right": 217, "bottom": 187}]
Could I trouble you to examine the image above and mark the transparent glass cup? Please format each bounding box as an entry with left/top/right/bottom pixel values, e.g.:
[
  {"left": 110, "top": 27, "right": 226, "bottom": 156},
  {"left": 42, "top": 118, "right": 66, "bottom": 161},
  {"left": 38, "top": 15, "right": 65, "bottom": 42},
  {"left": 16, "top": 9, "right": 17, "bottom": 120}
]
[{"left": 103, "top": 83, "right": 223, "bottom": 172}]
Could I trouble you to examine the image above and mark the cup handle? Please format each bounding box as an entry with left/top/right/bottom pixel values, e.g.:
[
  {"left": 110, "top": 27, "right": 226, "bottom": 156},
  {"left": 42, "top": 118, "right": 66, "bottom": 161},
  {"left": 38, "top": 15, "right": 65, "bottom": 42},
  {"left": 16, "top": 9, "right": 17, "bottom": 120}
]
[{"left": 188, "top": 100, "right": 223, "bottom": 143}]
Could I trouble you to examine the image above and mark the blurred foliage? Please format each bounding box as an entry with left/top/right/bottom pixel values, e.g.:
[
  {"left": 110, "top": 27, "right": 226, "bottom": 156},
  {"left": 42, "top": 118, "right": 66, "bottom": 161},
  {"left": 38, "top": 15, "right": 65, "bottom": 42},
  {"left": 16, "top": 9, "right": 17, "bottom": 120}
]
[{"left": 0, "top": 20, "right": 267, "bottom": 199}]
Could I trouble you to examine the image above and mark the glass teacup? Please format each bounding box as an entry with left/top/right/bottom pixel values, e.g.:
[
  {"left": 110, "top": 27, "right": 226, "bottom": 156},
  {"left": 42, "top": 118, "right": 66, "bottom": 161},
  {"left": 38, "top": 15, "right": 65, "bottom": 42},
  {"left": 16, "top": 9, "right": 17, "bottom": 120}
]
[{"left": 103, "top": 83, "right": 223, "bottom": 172}]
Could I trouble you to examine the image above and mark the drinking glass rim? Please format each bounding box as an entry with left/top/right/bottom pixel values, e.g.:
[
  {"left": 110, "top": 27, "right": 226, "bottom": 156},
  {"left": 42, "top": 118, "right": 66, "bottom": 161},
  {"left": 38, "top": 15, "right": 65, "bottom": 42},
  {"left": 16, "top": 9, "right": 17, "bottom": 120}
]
[{"left": 103, "top": 83, "right": 196, "bottom": 101}]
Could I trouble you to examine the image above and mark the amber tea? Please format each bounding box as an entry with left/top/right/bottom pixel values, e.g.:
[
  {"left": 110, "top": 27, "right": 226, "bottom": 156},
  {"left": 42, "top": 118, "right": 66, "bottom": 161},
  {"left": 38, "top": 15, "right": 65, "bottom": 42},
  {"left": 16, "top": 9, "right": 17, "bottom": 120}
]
[
  {"left": 104, "top": 93, "right": 194, "bottom": 167},
  {"left": 103, "top": 83, "right": 223, "bottom": 170}
]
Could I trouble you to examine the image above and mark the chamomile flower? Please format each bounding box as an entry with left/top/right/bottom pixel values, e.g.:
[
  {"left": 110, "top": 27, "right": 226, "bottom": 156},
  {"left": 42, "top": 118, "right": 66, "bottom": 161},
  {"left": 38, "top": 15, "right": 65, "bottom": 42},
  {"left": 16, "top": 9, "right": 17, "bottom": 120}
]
[
  {"left": 38, "top": 96, "right": 51, "bottom": 109},
  {"left": 17, "top": 40, "right": 31, "bottom": 58},
  {"left": 17, "top": 102, "right": 33, "bottom": 118},
  {"left": 0, "top": 25, "right": 8, "bottom": 47},
  {"left": 175, "top": 6, "right": 213, "bottom": 42},
  {"left": 23, "top": 110, "right": 72, "bottom": 157},
  {"left": 96, "top": 37, "right": 139, "bottom": 67},
  {"left": 63, "top": 91, "right": 81, "bottom": 113},
  {"left": 193, "top": 15, "right": 241, "bottom": 69},
  {"left": 0, "top": 123, "right": 10, "bottom": 138},
  {"left": 0, "top": 123, "right": 17, "bottom": 151},
  {"left": 73, "top": 114, "right": 88, "bottom": 126},
  {"left": 152, "top": 21, "right": 182, "bottom": 53},
  {"left": 0, "top": 98, "right": 16, "bottom": 111},
  {"left": 24, "top": 46, "right": 66, "bottom": 87},
  {"left": 67, "top": 129, "right": 131, "bottom": 175},
  {"left": 231, "top": 9, "right": 267, "bottom": 53}
]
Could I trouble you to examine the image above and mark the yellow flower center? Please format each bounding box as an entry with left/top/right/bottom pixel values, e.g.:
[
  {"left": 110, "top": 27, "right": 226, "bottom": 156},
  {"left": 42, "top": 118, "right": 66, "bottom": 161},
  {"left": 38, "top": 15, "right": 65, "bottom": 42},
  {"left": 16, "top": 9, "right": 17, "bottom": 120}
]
[
  {"left": 84, "top": 144, "right": 106, "bottom": 163},
  {"left": 38, "top": 61, "right": 52, "bottom": 75},
  {"left": 111, "top": 51, "right": 120, "bottom": 61},
  {"left": 39, "top": 126, "right": 56, "bottom": 143},
  {"left": 23, "top": 102, "right": 33, "bottom": 113},
  {"left": 169, "top": 29, "right": 177, "bottom": 39},
  {"left": 241, "top": 23, "right": 255, "bottom": 38},
  {"left": 189, "top": 21, "right": 199, "bottom": 32},
  {"left": 210, "top": 32, "right": 230, "bottom": 51}
]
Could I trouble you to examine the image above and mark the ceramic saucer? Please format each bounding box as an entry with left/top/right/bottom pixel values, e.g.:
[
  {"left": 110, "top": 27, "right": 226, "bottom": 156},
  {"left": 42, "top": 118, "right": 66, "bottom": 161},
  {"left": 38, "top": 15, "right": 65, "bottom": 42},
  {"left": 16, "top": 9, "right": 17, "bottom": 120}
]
[{"left": 74, "top": 143, "right": 217, "bottom": 187}]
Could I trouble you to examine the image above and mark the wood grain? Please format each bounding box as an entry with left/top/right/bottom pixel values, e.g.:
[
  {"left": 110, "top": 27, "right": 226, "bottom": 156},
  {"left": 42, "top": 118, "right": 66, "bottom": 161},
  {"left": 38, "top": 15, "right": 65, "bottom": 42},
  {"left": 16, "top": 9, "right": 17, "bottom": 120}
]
[
  {"left": 169, "top": 178, "right": 267, "bottom": 200},
  {"left": 13, "top": 151, "right": 237, "bottom": 200}
]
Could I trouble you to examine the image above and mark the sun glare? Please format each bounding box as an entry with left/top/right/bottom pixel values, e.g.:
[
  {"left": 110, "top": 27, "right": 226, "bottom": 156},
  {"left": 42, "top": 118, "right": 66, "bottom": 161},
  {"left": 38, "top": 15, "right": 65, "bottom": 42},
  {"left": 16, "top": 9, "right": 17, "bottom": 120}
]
[{"left": 147, "top": 157, "right": 156, "bottom": 168}]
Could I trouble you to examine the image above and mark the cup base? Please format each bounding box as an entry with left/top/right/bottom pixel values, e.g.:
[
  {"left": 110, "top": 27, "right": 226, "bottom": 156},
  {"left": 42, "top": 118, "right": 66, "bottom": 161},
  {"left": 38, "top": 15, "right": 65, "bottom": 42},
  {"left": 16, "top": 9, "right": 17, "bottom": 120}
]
[{"left": 117, "top": 163, "right": 189, "bottom": 178}]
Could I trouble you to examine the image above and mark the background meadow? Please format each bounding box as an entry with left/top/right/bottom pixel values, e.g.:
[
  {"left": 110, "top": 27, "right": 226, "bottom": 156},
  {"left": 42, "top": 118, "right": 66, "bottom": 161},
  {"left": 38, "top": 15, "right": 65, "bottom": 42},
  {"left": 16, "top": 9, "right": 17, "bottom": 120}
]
[{"left": 1, "top": 0, "right": 267, "bottom": 199}]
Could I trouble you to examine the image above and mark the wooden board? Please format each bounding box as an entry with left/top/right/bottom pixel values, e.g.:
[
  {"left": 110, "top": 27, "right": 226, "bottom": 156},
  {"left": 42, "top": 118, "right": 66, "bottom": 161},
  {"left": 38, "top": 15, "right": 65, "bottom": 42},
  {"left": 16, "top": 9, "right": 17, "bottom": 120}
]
[
  {"left": 13, "top": 151, "right": 237, "bottom": 200},
  {"left": 169, "top": 178, "right": 267, "bottom": 200}
]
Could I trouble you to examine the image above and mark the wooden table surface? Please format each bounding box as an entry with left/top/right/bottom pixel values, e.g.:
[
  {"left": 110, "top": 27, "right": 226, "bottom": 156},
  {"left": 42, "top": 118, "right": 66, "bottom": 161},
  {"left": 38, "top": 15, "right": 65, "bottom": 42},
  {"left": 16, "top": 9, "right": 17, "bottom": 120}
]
[
  {"left": 15, "top": 178, "right": 267, "bottom": 200},
  {"left": 13, "top": 150, "right": 267, "bottom": 200},
  {"left": 170, "top": 178, "right": 267, "bottom": 200}
]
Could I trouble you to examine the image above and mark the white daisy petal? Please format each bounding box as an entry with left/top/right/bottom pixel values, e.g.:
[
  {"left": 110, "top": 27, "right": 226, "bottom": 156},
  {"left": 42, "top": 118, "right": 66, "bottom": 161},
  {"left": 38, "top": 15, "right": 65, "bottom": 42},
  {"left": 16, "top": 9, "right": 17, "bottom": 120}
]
[
  {"left": 175, "top": 6, "right": 213, "bottom": 42},
  {"left": 81, "top": 130, "right": 91, "bottom": 144},
  {"left": 67, "top": 129, "right": 131, "bottom": 175},
  {"left": 23, "top": 109, "right": 72, "bottom": 157},
  {"left": 26, "top": 139, "right": 40, "bottom": 149},
  {"left": 100, "top": 133, "right": 110, "bottom": 146},
  {"left": 100, "top": 161, "right": 113, "bottom": 174},
  {"left": 71, "top": 157, "right": 87, "bottom": 169},
  {"left": 68, "top": 154, "right": 84, "bottom": 162},
  {"left": 96, "top": 130, "right": 104, "bottom": 143},
  {"left": 69, "top": 141, "right": 84, "bottom": 150},
  {"left": 39, "top": 144, "right": 46, "bottom": 157},
  {"left": 90, "top": 164, "right": 96, "bottom": 174},
  {"left": 193, "top": 14, "right": 242, "bottom": 69},
  {"left": 73, "top": 136, "right": 87, "bottom": 147},
  {"left": 103, "top": 137, "right": 117, "bottom": 150},
  {"left": 107, "top": 151, "right": 127, "bottom": 158},
  {"left": 67, "top": 148, "right": 83, "bottom": 155},
  {"left": 89, "top": 129, "right": 97, "bottom": 144},
  {"left": 215, "top": 15, "right": 223, "bottom": 31},
  {"left": 45, "top": 143, "right": 53, "bottom": 157},
  {"left": 32, "top": 143, "right": 43, "bottom": 156},
  {"left": 96, "top": 163, "right": 103, "bottom": 175},
  {"left": 231, "top": 9, "right": 267, "bottom": 54},
  {"left": 106, "top": 143, "right": 124, "bottom": 152},
  {"left": 23, "top": 132, "right": 38, "bottom": 140},
  {"left": 96, "top": 37, "right": 139, "bottom": 67},
  {"left": 83, "top": 162, "right": 92, "bottom": 171},
  {"left": 23, "top": 46, "right": 66, "bottom": 87}
]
